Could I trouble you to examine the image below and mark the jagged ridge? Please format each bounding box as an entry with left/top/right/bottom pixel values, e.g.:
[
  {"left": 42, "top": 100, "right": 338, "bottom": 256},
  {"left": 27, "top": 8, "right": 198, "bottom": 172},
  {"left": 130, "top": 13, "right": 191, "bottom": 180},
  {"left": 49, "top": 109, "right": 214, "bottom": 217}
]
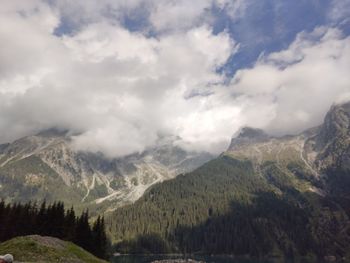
[{"left": 0, "top": 131, "right": 213, "bottom": 212}]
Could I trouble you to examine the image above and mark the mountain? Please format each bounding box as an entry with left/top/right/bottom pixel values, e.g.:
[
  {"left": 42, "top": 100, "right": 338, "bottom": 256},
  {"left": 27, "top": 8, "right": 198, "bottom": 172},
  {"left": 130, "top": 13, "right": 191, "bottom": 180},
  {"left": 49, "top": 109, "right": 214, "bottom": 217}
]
[
  {"left": 106, "top": 102, "right": 350, "bottom": 260},
  {"left": 0, "top": 235, "right": 107, "bottom": 263},
  {"left": 0, "top": 130, "right": 213, "bottom": 213}
]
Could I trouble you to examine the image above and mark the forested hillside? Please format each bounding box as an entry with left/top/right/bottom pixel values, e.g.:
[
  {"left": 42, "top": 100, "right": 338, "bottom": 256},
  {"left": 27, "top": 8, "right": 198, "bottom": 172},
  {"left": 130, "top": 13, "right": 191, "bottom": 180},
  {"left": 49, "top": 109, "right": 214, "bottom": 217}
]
[
  {"left": 106, "top": 103, "right": 350, "bottom": 261},
  {"left": 106, "top": 156, "right": 350, "bottom": 258}
]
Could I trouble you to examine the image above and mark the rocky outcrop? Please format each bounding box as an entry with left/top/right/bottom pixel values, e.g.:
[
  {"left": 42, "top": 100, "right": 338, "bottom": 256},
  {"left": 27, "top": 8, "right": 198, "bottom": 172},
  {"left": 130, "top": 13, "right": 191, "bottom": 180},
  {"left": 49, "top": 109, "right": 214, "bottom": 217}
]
[
  {"left": 228, "top": 127, "right": 270, "bottom": 151},
  {"left": 0, "top": 131, "right": 213, "bottom": 211},
  {"left": 226, "top": 101, "right": 350, "bottom": 197},
  {"left": 313, "top": 102, "right": 350, "bottom": 171}
]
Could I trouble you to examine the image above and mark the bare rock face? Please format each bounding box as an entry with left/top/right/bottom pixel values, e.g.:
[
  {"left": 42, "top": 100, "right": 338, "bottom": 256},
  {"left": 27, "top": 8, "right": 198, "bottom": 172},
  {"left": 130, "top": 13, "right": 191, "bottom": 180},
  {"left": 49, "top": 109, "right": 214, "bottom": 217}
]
[
  {"left": 313, "top": 102, "right": 350, "bottom": 171},
  {"left": 228, "top": 127, "right": 270, "bottom": 151},
  {"left": 0, "top": 131, "right": 213, "bottom": 212},
  {"left": 316, "top": 102, "right": 350, "bottom": 147},
  {"left": 226, "top": 101, "right": 350, "bottom": 198},
  {"left": 227, "top": 127, "right": 309, "bottom": 170},
  {"left": 227, "top": 102, "right": 350, "bottom": 169}
]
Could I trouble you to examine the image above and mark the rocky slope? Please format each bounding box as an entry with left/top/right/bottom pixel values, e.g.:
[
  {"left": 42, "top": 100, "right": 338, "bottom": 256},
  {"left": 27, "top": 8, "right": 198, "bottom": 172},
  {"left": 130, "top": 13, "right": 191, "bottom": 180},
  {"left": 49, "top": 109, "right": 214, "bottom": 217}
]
[
  {"left": 227, "top": 101, "right": 350, "bottom": 200},
  {"left": 106, "top": 102, "right": 350, "bottom": 260},
  {"left": 0, "top": 130, "right": 213, "bottom": 212}
]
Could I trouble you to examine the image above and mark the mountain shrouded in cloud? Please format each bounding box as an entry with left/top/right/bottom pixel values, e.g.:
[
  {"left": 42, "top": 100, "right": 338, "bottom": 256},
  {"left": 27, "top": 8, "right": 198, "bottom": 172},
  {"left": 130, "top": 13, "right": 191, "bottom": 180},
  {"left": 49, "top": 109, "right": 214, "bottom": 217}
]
[{"left": 0, "top": 0, "right": 350, "bottom": 158}]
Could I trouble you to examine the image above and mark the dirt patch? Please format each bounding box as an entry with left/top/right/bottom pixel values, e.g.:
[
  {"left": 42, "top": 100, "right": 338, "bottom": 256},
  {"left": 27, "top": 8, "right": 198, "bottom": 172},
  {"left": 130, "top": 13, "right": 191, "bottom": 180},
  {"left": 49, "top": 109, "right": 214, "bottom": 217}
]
[{"left": 27, "top": 235, "right": 66, "bottom": 250}]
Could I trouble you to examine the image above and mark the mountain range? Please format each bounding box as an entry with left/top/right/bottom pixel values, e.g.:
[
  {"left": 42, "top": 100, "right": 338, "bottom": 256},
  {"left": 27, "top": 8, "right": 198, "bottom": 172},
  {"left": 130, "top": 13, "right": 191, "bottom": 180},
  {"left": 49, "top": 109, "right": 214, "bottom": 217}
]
[
  {"left": 106, "top": 101, "right": 350, "bottom": 260},
  {"left": 0, "top": 130, "right": 213, "bottom": 213},
  {"left": 1, "top": 101, "right": 350, "bottom": 260}
]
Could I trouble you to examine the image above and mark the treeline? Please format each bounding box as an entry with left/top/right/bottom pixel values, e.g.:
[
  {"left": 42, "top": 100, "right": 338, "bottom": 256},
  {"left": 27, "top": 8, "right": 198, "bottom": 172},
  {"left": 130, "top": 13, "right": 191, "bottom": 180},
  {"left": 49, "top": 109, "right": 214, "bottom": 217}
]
[{"left": 0, "top": 200, "right": 108, "bottom": 259}]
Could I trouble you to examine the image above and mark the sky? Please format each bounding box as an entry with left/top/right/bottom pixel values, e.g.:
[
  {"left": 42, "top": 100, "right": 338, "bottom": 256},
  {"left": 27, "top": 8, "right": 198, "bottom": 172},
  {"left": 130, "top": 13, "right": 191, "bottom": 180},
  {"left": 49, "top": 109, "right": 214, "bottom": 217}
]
[{"left": 0, "top": 0, "right": 350, "bottom": 157}]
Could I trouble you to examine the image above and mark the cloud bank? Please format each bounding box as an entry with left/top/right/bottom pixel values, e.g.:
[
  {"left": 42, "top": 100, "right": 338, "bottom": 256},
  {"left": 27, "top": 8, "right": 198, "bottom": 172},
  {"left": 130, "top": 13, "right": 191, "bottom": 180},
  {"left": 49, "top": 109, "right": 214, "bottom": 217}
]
[{"left": 0, "top": 0, "right": 349, "bottom": 157}]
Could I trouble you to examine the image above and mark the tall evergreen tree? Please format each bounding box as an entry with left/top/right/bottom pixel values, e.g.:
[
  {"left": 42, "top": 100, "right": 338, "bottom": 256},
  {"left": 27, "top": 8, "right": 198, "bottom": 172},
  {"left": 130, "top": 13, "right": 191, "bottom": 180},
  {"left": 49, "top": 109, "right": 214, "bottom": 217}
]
[
  {"left": 75, "top": 210, "right": 93, "bottom": 252},
  {"left": 92, "top": 216, "right": 108, "bottom": 259},
  {"left": 64, "top": 207, "right": 76, "bottom": 241}
]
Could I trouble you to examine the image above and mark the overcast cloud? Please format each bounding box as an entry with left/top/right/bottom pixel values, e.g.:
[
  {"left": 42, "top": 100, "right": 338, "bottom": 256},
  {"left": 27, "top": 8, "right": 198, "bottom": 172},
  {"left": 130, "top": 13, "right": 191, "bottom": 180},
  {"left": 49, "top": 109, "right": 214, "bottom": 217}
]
[{"left": 0, "top": 0, "right": 349, "bottom": 157}]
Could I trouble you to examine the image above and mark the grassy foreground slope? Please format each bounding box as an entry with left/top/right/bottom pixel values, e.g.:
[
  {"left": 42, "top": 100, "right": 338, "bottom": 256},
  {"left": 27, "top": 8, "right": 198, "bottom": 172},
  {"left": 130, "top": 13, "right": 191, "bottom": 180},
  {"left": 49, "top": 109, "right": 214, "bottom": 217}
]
[{"left": 0, "top": 235, "right": 107, "bottom": 263}]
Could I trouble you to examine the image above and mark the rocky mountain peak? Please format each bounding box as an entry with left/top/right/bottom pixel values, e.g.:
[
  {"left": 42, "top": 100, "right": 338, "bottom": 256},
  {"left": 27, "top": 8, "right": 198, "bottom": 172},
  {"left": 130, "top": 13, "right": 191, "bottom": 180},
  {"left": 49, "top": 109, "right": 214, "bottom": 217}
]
[
  {"left": 311, "top": 101, "right": 350, "bottom": 170},
  {"left": 228, "top": 127, "right": 270, "bottom": 151},
  {"left": 0, "top": 128, "right": 214, "bottom": 211},
  {"left": 36, "top": 128, "right": 70, "bottom": 138},
  {"left": 316, "top": 101, "right": 350, "bottom": 149},
  {"left": 237, "top": 127, "right": 269, "bottom": 139}
]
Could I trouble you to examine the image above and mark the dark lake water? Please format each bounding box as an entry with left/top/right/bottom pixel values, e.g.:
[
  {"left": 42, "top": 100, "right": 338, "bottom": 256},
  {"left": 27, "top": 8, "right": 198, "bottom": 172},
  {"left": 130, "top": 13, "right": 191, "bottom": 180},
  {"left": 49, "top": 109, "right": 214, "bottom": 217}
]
[{"left": 111, "top": 255, "right": 316, "bottom": 263}]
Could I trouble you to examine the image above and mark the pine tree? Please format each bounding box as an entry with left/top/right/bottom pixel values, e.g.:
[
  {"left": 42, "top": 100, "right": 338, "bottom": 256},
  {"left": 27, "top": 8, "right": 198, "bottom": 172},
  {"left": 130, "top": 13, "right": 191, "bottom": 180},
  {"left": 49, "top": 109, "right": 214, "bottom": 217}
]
[
  {"left": 75, "top": 210, "right": 93, "bottom": 252},
  {"left": 36, "top": 200, "right": 48, "bottom": 235},
  {"left": 64, "top": 207, "right": 76, "bottom": 241},
  {"left": 92, "top": 216, "right": 108, "bottom": 258}
]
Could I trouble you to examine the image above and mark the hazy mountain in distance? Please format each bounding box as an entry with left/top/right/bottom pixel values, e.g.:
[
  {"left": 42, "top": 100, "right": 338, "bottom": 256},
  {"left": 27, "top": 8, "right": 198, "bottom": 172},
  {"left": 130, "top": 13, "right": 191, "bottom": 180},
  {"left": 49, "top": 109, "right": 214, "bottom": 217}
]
[{"left": 0, "top": 130, "right": 213, "bottom": 213}]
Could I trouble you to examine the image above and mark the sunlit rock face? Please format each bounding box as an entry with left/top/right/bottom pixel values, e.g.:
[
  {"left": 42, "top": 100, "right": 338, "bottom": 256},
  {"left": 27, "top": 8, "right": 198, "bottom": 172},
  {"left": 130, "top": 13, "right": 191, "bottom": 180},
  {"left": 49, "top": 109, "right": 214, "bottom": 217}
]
[
  {"left": 226, "top": 101, "right": 350, "bottom": 197},
  {"left": 0, "top": 129, "right": 214, "bottom": 212},
  {"left": 312, "top": 102, "right": 350, "bottom": 170}
]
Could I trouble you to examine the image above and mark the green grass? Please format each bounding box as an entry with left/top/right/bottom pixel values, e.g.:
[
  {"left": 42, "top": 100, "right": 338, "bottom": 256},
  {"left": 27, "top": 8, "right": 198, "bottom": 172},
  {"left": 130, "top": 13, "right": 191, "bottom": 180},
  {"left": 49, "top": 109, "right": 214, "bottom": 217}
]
[{"left": 0, "top": 235, "right": 108, "bottom": 263}]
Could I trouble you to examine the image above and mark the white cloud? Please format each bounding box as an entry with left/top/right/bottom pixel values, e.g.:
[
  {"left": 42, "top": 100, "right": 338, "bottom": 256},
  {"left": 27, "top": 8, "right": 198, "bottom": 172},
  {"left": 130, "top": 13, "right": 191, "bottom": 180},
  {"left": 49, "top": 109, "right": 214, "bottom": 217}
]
[
  {"left": 50, "top": 0, "right": 247, "bottom": 33},
  {"left": 149, "top": 0, "right": 212, "bottom": 32},
  {"left": 328, "top": 0, "right": 350, "bottom": 25},
  {"left": 1, "top": 1, "right": 350, "bottom": 158},
  {"left": 0, "top": 1, "right": 238, "bottom": 157},
  {"left": 230, "top": 27, "right": 350, "bottom": 135},
  {"left": 216, "top": 0, "right": 249, "bottom": 20}
]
